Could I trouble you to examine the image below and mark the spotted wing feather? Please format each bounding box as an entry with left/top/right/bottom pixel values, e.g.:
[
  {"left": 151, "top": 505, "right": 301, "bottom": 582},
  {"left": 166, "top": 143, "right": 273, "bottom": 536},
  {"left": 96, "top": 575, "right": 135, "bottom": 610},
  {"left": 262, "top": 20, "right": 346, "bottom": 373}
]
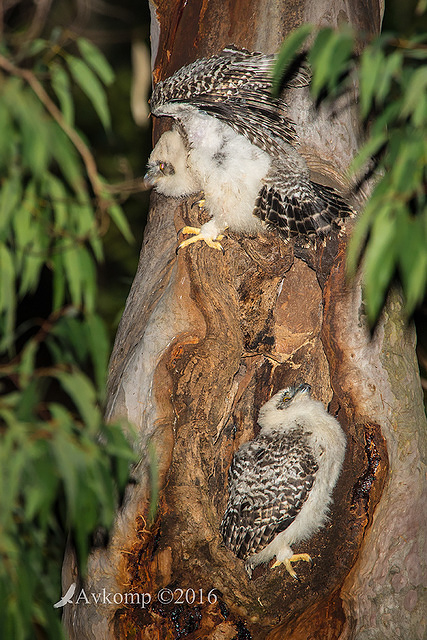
[
  {"left": 254, "top": 179, "right": 354, "bottom": 240},
  {"left": 220, "top": 427, "right": 318, "bottom": 560},
  {"left": 150, "top": 48, "right": 297, "bottom": 154}
]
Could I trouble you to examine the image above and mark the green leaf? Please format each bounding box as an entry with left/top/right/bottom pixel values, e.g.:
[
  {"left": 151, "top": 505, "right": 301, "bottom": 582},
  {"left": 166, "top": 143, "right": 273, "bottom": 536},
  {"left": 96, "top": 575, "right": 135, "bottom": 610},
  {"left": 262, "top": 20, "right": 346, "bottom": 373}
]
[
  {"left": 50, "top": 64, "right": 74, "bottom": 126},
  {"left": 85, "top": 314, "right": 109, "bottom": 392},
  {"left": 18, "top": 339, "right": 38, "bottom": 388},
  {"left": 51, "top": 253, "right": 65, "bottom": 311},
  {"left": 308, "top": 28, "right": 335, "bottom": 97},
  {"left": 359, "top": 46, "right": 384, "bottom": 119},
  {"left": 13, "top": 181, "right": 37, "bottom": 263},
  {"left": 48, "top": 316, "right": 89, "bottom": 365},
  {"left": 24, "top": 447, "right": 58, "bottom": 523},
  {"left": 370, "top": 100, "right": 401, "bottom": 137},
  {"left": 19, "top": 224, "right": 48, "bottom": 297},
  {"left": 401, "top": 66, "right": 427, "bottom": 124},
  {"left": 22, "top": 38, "right": 49, "bottom": 58},
  {"left": 398, "top": 216, "right": 427, "bottom": 314},
  {"left": 0, "top": 173, "right": 23, "bottom": 236},
  {"left": 362, "top": 204, "right": 399, "bottom": 323},
  {"left": 71, "top": 201, "right": 96, "bottom": 238},
  {"left": 48, "top": 405, "right": 80, "bottom": 519},
  {"left": 412, "top": 91, "right": 427, "bottom": 127},
  {"left": 348, "top": 131, "right": 387, "bottom": 176},
  {"left": 0, "top": 423, "right": 28, "bottom": 521},
  {"left": 103, "top": 421, "right": 136, "bottom": 488},
  {"left": 57, "top": 239, "right": 97, "bottom": 314},
  {"left": 0, "top": 100, "right": 15, "bottom": 170},
  {"left": 324, "top": 30, "right": 354, "bottom": 92},
  {"left": 77, "top": 38, "right": 115, "bottom": 86},
  {"left": 107, "top": 201, "right": 134, "bottom": 243},
  {"left": 89, "top": 233, "right": 103, "bottom": 262},
  {"left": 62, "top": 244, "right": 83, "bottom": 306},
  {"left": 79, "top": 249, "right": 96, "bottom": 314},
  {"left": 375, "top": 50, "right": 402, "bottom": 105},
  {"left": 15, "top": 378, "right": 44, "bottom": 422},
  {"left": 308, "top": 28, "right": 354, "bottom": 98},
  {"left": 0, "top": 244, "right": 16, "bottom": 349},
  {"left": 346, "top": 206, "right": 374, "bottom": 276},
  {"left": 390, "top": 135, "right": 424, "bottom": 195},
  {"left": 53, "top": 369, "right": 100, "bottom": 432},
  {"left": 14, "top": 92, "right": 50, "bottom": 180},
  {"left": 65, "top": 54, "right": 111, "bottom": 130},
  {"left": 45, "top": 173, "right": 69, "bottom": 231},
  {"left": 48, "top": 122, "right": 86, "bottom": 196},
  {"left": 272, "top": 24, "right": 313, "bottom": 95}
]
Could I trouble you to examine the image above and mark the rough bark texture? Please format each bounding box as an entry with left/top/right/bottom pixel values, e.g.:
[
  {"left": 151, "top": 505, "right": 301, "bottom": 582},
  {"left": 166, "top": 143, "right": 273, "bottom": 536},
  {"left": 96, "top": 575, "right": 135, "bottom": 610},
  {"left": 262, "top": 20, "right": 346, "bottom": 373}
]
[{"left": 62, "top": 1, "right": 426, "bottom": 639}]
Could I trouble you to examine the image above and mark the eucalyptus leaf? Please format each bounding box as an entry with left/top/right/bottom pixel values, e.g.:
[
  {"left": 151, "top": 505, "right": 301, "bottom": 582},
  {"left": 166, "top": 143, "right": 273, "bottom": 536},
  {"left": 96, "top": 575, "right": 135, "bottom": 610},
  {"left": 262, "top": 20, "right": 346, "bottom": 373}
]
[
  {"left": 308, "top": 28, "right": 336, "bottom": 97},
  {"left": 0, "top": 174, "right": 22, "bottom": 235},
  {"left": 363, "top": 205, "right": 399, "bottom": 323},
  {"left": 51, "top": 252, "right": 66, "bottom": 311},
  {"left": 62, "top": 244, "right": 83, "bottom": 307},
  {"left": 401, "top": 66, "right": 427, "bottom": 123},
  {"left": 85, "top": 314, "right": 109, "bottom": 392},
  {"left": 376, "top": 51, "right": 402, "bottom": 105},
  {"left": 51, "top": 64, "right": 74, "bottom": 126},
  {"left": 48, "top": 122, "right": 86, "bottom": 196},
  {"left": 54, "top": 369, "right": 100, "bottom": 432},
  {"left": 77, "top": 38, "right": 115, "bottom": 86},
  {"left": 272, "top": 24, "right": 313, "bottom": 95},
  {"left": 107, "top": 201, "right": 134, "bottom": 243},
  {"left": 359, "top": 46, "right": 384, "bottom": 119},
  {"left": 65, "top": 54, "right": 111, "bottom": 131},
  {"left": 398, "top": 216, "right": 427, "bottom": 313},
  {"left": 0, "top": 244, "right": 15, "bottom": 348}
]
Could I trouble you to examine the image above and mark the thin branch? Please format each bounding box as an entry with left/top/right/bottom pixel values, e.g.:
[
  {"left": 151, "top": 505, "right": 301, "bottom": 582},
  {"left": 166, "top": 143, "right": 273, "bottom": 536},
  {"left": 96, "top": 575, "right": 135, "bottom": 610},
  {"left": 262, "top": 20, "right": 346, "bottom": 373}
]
[
  {"left": 25, "top": 0, "right": 54, "bottom": 42},
  {"left": 0, "top": 53, "right": 104, "bottom": 205}
]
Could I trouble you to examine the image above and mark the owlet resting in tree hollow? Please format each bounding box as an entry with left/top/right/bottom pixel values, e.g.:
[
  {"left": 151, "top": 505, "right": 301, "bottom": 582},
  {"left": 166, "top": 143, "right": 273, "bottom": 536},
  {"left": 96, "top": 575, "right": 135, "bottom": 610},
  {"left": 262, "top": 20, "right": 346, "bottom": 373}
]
[{"left": 220, "top": 384, "right": 346, "bottom": 578}]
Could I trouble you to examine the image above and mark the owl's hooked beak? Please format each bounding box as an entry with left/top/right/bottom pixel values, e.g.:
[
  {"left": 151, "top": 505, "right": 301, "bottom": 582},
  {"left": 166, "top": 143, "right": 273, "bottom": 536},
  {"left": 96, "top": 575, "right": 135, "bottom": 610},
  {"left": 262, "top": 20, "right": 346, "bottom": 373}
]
[
  {"left": 297, "top": 383, "right": 311, "bottom": 395},
  {"left": 143, "top": 164, "right": 162, "bottom": 188}
]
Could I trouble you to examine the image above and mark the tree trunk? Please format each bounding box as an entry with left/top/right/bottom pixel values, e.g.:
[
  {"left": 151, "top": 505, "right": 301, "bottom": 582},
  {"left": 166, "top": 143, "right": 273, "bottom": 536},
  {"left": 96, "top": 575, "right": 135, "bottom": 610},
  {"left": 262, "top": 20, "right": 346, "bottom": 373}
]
[{"left": 63, "top": 1, "right": 426, "bottom": 639}]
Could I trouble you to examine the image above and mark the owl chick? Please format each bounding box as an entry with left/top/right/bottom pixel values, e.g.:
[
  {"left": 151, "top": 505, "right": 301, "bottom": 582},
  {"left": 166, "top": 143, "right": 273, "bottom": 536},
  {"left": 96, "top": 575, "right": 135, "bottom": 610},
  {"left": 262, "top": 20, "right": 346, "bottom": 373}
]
[
  {"left": 220, "top": 383, "right": 346, "bottom": 579},
  {"left": 145, "top": 48, "right": 354, "bottom": 250}
]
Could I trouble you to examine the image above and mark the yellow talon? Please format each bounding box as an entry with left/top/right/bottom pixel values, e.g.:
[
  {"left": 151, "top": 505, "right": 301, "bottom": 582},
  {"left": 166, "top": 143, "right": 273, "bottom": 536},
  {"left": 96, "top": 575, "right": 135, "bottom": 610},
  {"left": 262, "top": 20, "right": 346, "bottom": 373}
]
[
  {"left": 271, "top": 553, "right": 312, "bottom": 579},
  {"left": 178, "top": 235, "right": 224, "bottom": 252},
  {"left": 177, "top": 227, "right": 225, "bottom": 252},
  {"left": 205, "top": 237, "right": 224, "bottom": 251},
  {"left": 191, "top": 197, "right": 206, "bottom": 210},
  {"left": 180, "top": 226, "right": 201, "bottom": 236}
]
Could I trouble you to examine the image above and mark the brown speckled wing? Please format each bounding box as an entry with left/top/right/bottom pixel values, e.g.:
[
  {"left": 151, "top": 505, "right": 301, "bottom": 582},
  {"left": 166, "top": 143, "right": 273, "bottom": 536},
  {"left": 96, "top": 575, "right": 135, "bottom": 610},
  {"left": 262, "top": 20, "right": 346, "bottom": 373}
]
[{"left": 220, "top": 427, "right": 318, "bottom": 560}]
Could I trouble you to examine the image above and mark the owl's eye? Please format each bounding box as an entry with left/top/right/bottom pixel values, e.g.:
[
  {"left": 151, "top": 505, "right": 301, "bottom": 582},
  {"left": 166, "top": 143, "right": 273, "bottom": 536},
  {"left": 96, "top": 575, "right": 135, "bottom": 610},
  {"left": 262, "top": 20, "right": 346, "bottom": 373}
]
[
  {"left": 158, "top": 161, "right": 175, "bottom": 176},
  {"left": 276, "top": 388, "right": 296, "bottom": 409}
]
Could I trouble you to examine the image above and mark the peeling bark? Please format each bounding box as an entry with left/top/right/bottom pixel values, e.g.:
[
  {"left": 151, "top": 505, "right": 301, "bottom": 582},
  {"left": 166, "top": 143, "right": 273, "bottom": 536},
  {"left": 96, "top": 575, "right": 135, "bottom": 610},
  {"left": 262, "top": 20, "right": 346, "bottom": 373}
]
[{"left": 63, "top": 1, "right": 426, "bottom": 639}]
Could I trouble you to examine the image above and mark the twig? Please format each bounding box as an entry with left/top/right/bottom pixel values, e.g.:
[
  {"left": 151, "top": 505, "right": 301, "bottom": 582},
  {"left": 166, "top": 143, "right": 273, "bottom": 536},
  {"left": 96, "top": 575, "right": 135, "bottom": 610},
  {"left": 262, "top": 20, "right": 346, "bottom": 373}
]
[
  {"left": 25, "top": 0, "right": 53, "bottom": 43},
  {"left": 0, "top": 53, "right": 105, "bottom": 205}
]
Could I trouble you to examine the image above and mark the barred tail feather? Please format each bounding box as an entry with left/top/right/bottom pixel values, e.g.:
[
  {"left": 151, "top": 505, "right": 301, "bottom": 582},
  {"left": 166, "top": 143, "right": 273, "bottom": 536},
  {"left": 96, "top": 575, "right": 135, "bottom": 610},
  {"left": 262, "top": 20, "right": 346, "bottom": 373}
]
[{"left": 254, "top": 181, "right": 354, "bottom": 240}]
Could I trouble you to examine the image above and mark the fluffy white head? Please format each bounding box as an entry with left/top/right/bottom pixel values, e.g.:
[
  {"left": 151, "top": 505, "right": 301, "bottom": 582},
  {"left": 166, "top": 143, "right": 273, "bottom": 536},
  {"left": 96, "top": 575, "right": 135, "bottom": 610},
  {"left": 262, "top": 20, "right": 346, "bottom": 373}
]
[
  {"left": 144, "top": 129, "right": 200, "bottom": 198},
  {"left": 257, "top": 383, "right": 314, "bottom": 432}
]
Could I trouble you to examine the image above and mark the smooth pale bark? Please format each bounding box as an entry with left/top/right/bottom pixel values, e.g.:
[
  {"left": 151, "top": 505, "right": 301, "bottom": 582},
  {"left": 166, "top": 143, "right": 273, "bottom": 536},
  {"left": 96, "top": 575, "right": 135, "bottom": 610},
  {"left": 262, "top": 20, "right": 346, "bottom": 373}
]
[{"left": 63, "top": 1, "right": 426, "bottom": 639}]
